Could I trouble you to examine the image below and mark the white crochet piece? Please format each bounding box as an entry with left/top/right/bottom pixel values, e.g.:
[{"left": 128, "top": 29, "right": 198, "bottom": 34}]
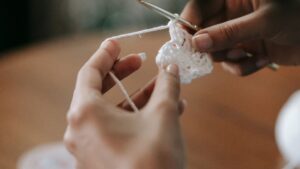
[
  {"left": 107, "top": 21, "right": 213, "bottom": 112},
  {"left": 156, "top": 21, "right": 213, "bottom": 84}
]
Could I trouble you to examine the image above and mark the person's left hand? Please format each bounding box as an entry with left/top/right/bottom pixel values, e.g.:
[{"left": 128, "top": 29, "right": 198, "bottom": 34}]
[{"left": 64, "top": 40, "right": 186, "bottom": 169}]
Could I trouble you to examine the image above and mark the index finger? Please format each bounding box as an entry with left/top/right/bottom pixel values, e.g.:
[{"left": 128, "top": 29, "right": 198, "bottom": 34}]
[{"left": 76, "top": 40, "right": 120, "bottom": 92}]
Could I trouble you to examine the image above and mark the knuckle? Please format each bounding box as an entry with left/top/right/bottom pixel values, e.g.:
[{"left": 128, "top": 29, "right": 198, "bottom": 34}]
[
  {"left": 101, "top": 45, "right": 115, "bottom": 59},
  {"left": 78, "top": 66, "right": 87, "bottom": 77},
  {"left": 259, "top": 6, "right": 279, "bottom": 39},
  {"left": 77, "top": 67, "right": 88, "bottom": 82},
  {"left": 77, "top": 66, "right": 92, "bottom": 80},
  {"left": 63, "top": 130, "right": 76, "bottom": 153},
  {"left": 155, "top": 100, "right": 178, "bottom": 114},
  {"left": 67, "top": 101, "right": 98, "bottom": 125},
  {"left": 219, "top": 23, "right": 239, "bottom": 43},
  {"left": 101, "top": 40, "right": 120, "bottom": 57},
  {"left": 67, "top": 110, "right": 81, "bottom": 126}
]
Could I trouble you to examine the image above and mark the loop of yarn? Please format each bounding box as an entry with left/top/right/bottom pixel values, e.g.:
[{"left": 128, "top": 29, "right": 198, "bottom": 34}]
[{"left": 156, "top": 21, "right": 213, "bottom": 84}]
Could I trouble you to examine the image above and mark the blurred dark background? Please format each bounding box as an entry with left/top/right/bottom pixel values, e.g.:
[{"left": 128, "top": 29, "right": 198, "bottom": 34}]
[
  {"left": 0, "top": 1, "right": 30, "bottom": 52},
  {"left": 0, "top": 0, "right": 186, "bottom": 53}
]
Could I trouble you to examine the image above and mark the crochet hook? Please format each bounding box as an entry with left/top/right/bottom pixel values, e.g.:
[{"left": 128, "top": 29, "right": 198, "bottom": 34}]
[{"left": 137, "top": 0, "right": 199, "bottom": 31}]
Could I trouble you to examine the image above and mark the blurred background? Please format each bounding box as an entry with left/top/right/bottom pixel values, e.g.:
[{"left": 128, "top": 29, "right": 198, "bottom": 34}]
[
  {"left": 0, "top": 0, "right": 186, "bottom": 53},
  {"left": 1, "top": 1, "right": 299, "bottom": 169}
]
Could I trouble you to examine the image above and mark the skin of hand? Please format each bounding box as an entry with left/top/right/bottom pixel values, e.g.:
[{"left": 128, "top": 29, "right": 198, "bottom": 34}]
[
  {"left": 64, "top": 40, "right": 186, "bottom": 169},
  {"left": 181, "top": 0, "right": 300, "bottom": 76}
]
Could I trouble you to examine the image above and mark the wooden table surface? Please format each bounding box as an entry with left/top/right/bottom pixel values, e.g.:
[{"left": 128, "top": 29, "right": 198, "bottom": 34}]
[{"left": 0, "top": 31, "right": 299, "bottom": 169}]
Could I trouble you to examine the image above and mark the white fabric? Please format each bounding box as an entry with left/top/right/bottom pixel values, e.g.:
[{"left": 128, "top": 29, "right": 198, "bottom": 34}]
[
  {"left": 17, "top": 143, "right": 75, "bottom": 169},
  {"left": 156, "top": 21, "right": 213, "bottom": 84},
  {"left": 276, "top": 91, "right": 300, "bottom": 168}
]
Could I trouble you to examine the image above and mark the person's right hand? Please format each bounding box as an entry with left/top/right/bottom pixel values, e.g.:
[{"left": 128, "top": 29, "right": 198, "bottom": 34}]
[{"left": 181, "top": 0, "right": 300, "bottom": 76}]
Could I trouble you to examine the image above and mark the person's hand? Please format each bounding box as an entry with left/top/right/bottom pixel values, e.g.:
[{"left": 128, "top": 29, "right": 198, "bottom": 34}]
[
  {"left": 181, "top": 0, "right": 300, "bottom": 76},
  {"left": 64, "top": 40, "right": 186, "bottom": 169}
]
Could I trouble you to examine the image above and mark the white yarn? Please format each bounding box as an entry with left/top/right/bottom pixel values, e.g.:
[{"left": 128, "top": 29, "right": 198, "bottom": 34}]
[
  {"left": 108, "top": 25, "right": 169, "bottom": 40},
  {"left": 109, "top": 71, "right": 139, "bottom": 113},
  {"left": 276, "top": 90, "right": 300, "bottom": 169},
  {"left": 17, "top": 143, "right": 75, "bottom": 169},
  {"left": 283, "top": 163, "right": 298, "bottom": 169},
  {"left": 156, "top": 21, "right": 213, "bottom": 84}
]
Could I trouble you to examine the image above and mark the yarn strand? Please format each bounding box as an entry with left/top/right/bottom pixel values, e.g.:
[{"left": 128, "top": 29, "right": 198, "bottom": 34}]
[
  {"left": 106, "top": 25, "right": 170, "bottom": 113},
  {"left": 109, "top": 25, "right": 169, "bottom": 40},
  {"left": 108, "top": 71, "right": 139, "bottom": 113}
]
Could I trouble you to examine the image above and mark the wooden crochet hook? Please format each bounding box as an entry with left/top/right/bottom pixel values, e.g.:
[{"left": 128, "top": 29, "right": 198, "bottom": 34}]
[{"left": 137, "top": 0, "right": 279, "bottom": 71}]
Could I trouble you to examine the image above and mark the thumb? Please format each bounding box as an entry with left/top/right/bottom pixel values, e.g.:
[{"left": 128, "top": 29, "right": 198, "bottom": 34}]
[
  {"left": 193, "top": 10, "right": 267, "bottom": 52},
  {"left": 147, "top": 64, "right": 181, "bottom": 115}
]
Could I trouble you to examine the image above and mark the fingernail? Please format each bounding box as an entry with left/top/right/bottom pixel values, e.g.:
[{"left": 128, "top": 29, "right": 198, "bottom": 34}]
[
  {"left": 138, "top": 52, "right": 147, "bottom": 62},
  {"left": 193, "top": 33, "right": 213, "bottom": 51},
  {"left": 166, "top": 64, "right": 179, "bottom": 76},
  {"left": 256, "top": 59, "right": 269, "bottom": 68},
  {"left": 227, "top": 49, "right": 247, "bottom": 60}
]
